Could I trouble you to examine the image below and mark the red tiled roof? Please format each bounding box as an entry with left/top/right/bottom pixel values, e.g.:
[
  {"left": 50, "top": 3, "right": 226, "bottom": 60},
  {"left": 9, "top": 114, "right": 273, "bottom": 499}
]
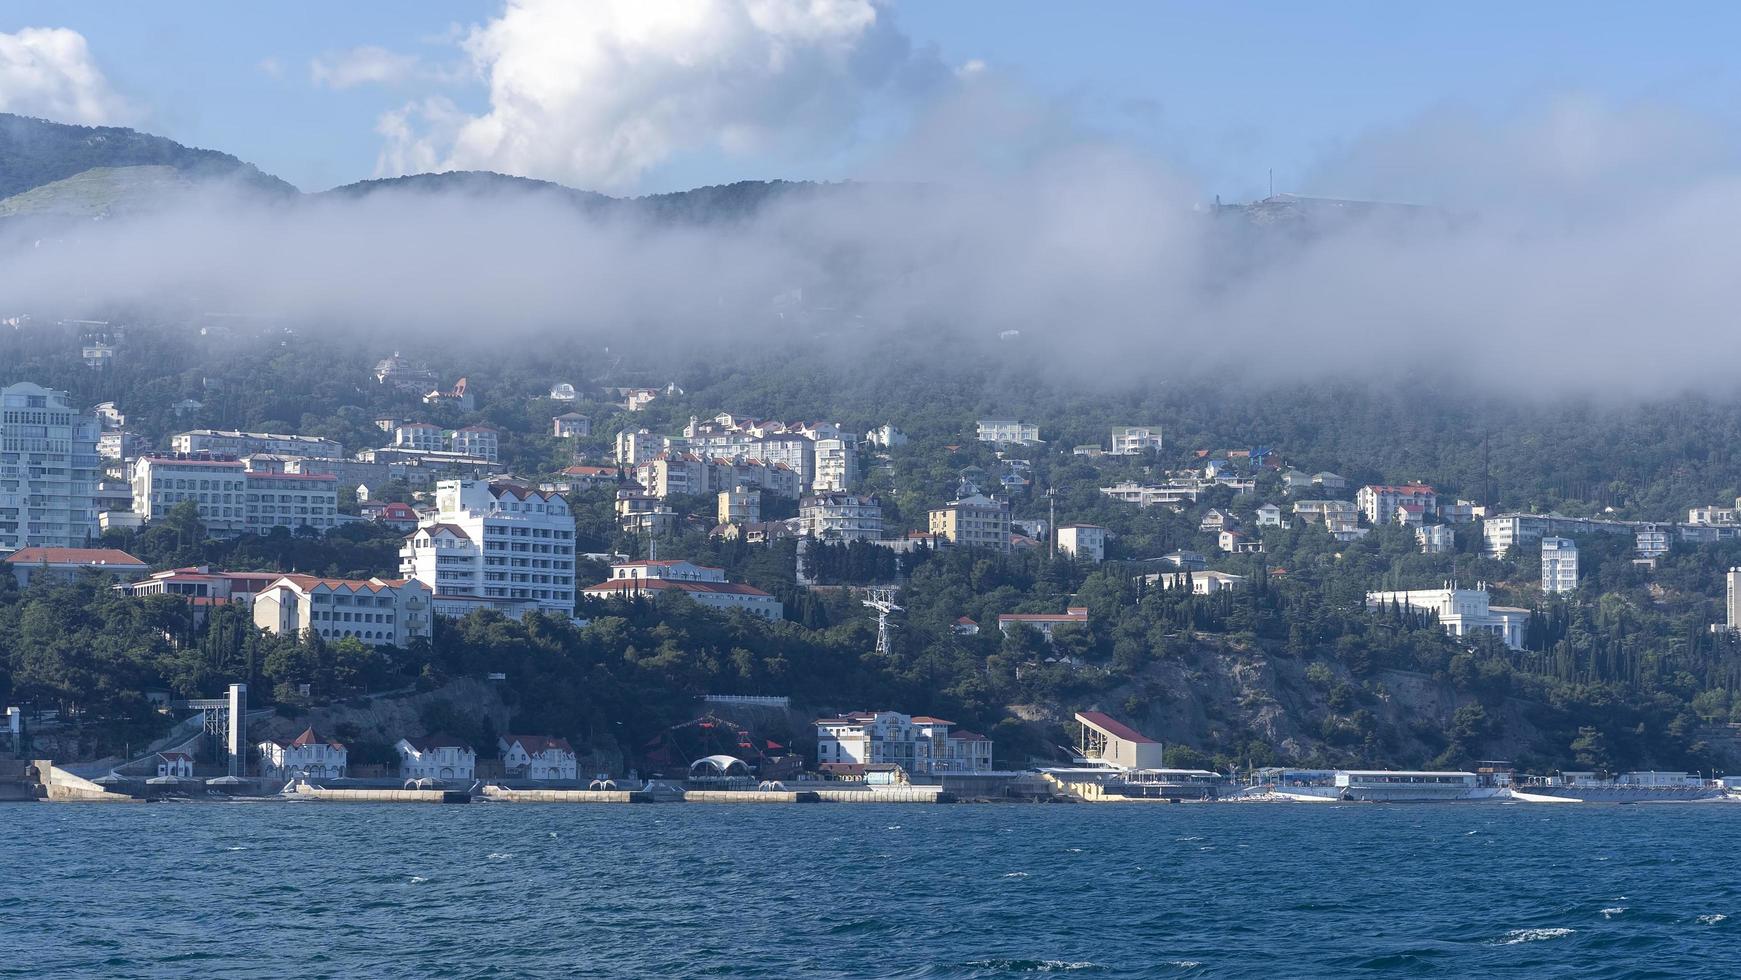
[
  {"left": 269, "top": 574, "right": 416, "bottom": 594},
  {"left": 3, "top": 547, "right": 147, "bottom": 567},
  {"left": 910, "top": 715, "right": 955, "bottom": 725},
  {"left": 1076, "top": 710, "right": 1158, "bottom": 744},
  {"left": 503, "top": 734, "right": 575, "bottom": 756},
  {"left": 948, "top": 730, "right": 989, "bottom": 742},
  {"left": 998, "top": 611, "right": 1088, "bottom": 624},
  {"left": 401, "top": 735, "right": 472, "bottom": 752},
  {"left": 583, "top": 579, "right": 773, "bottom": 598}
]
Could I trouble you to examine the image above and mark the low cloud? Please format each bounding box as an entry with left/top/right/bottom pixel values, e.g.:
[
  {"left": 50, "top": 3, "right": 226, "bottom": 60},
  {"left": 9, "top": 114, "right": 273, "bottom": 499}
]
[
  {"left": 4, "top": 92, "right": 1741, "bottom": 400},
  {"left": 377, "top": 0, "right": 944, "bottom": 191},
  {"left": 0, "top": 26, "right": 133, "bottom": 125}
]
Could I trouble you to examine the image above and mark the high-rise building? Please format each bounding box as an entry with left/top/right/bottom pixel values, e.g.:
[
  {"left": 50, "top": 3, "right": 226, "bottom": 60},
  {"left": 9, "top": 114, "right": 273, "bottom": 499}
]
[
  {"left": 812, "top": 438, "right": 859, "bottom": 492},
  {"left": 1541, "top": 537, "right": 1578, "bottom": 593},
  {"left": 0, "top": 382, "right": 101, "bottom": 552},
  {"left": 131, "top": 454, "right": 338, "bottom": 535},
  {"left": 400, "top": 480, "right": 576, "bottom": 614},
  {"left": 1728, "top": 567, "right": 1741, "bottom": 632}
]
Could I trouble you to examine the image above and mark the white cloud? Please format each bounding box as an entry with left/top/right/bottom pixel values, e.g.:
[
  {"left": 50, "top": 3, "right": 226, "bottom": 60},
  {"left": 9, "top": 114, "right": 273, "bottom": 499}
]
[
  {"left": 376, "top": 0, "right": 938, "bottom": 190},
  {"left": 0, "top": 26, "right": 133, "bottom": 125},
  {"left": 257, "top": 56, "right": 284, "bottom": 79},
  {"left": 310, "top": 45, "right": 423, "bottom": 90}
]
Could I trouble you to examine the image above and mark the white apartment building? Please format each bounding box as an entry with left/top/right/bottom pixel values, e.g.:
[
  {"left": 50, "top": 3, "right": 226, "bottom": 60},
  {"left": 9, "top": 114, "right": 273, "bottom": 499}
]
[
  {"left": 615, "top": 429, "right": 668, "bottom": 466},
  {"left": 976, "top": 419, "right": 1042, "bottom": 446},
  {"left": 498, "top": 735, "right": 578, "bottom": 781},
  {"left": 448, "top": 425, "right": 499, "bottom": 462},
  {"left": 171, "top": 429, "right": 342, "bottom": 459},
  {"left": 800, "top": 493, "right": 884, "bottom": 543},
  {"left": 552, "top": 413, "right": 590, "bottom": 438},
  {"left": 1056, "top": 524, "right": 1107, "bottom": 563},
  {"left": 1728, "top": 568, "right": 1741, "bottom": 632},
  {"left": 0, "top": 382, "right": 101, "bottom": 552},
  {"left": 130, "top": 455, "right": 243, "bottom": 535},
  {"left": 396, "top": 737, "right": 476, "bottom": 782},
  {"left": 258, "top": 727, "right": 348, "bottom": 780},
  {"left": 132, "top": 454, "right": 341, "bottom": 534},
  {"left": 1101, "top": 482, "right": 1201, "bottom": 509},
  {"left": 400, "top": 481, "right": 577, "bottom": 613},
  {"left": 253, "top": 574, "right": 434, "bottom": 647},
  {"left": 582, "top": 559, "right": 783, "bottom": 621},
  {"left": 1541, "top": 537, "right": 1578, "bottom": 594},
  {"left": 1356, "top": 484, "right": 1438, "bottom": 525},
  {"left": 1365, "top": 587, "right": 1530, "bottom": 650},
  {"left": 929, "top": 495, "right": 1012, "bottom": 552},
  {"left": 813, "top": 710, "right": 994, "bottom": 774},
  {"left": 392, "top": 422, "right": 444, "bottom": 452},
  {"left": 244, "top": 471, "right": 340, "bottom": 533},
  {"left": 813, "top": 438, "right": 859, "bottom": 492},
  {"left": 1417, "top": 524, "right": 1455, "bottom": 554},
  {"left": 1481, "top": 513, "right": 1638, "bottom": 557},
  {"left": 1109, "top": 426, "right": 1163, "bottom": 456}
]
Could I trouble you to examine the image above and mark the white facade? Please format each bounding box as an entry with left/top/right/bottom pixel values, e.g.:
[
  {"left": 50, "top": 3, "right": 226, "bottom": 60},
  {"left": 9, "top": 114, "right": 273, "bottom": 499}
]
[
  {"left": 1357, "top": 484, "right": 1437, "bottom": 525},
  {"left": 1728, "top": 567, "right": 1741, "bottom": 632},
  {"left": 1147, "top": 570, "right": 1246, "bottom": 594},
  {"left": 976, "top": 420, "right": 1041, "bottom": 446},
  {"left": 393, "top": 423, "right": 444, "bottom": 452},
  {"left": 864, "top": 424, "right": 907, "bottom": 448},
  {"left": 1541, "top": 537, "right": 1578, "bottom": 593},
  {"left": 498, "top": 735, "right": 578, "bottom": 781},
  {"left": 253, "top": 574, "right": 434, "bottom": 647},
  {"left": 131, "top": 454, "right": 338, "bottom": 535},
  {"left": 1417, "top": 524, "right": 1455, "bottom": 554},
  {"left": 1109, "top": 426, "right": 1163, "bottom": 455},
  {"left": 814, "top": 711, "right": 993, "bottom": 774},
  {"left": 1365, "top": 588, "right": 1530, "bottom": 650},
  {"left": 552, "top": 413, "right": 590, "bottom": 438},
  {"left": 813, "top": 438, "right": 859, "bottom": 492},
  {"left": 1056, "top": 524, "right": 1107, "bottom": 562},
  {"left": 800, "top": 493, "right": 884, "bottom": 543},
  {"left": 400, "top": 481, "right": 576, "bottom": 613},
  {"left": 171, "top": 429, "right": 342, "bottom": 459},
  {"left": 583, "top": 560, "right": 782, "bottom": 621},
  {"left": 448, "top": 426, "right": 499, "bottom": 462},
  {"left": 259, "top": 728, "right": 348, "bottom": 779},
  {"left": 0, "top": 382, "right": 100, "bottom": 552},
  {"left": 396, "top": 738, "right": 476, "bottom": 782},
  {"left": 718, "top": 487, "right": 762, "bottom": 525}
]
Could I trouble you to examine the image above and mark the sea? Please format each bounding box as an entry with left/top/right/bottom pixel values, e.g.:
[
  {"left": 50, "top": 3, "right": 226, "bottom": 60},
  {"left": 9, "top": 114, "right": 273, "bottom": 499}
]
[{"left": 6, "top": 801, "right": 1738, "bottom": 978}]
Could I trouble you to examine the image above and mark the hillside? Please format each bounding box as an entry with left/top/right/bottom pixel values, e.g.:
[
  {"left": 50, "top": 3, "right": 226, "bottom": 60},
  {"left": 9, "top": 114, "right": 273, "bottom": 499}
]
[
  {"left": 0, "top": 165, "right": 196, "bottom": 220},
  {"left": 0, "top": 114, "right": 297, "bottom": 200}
]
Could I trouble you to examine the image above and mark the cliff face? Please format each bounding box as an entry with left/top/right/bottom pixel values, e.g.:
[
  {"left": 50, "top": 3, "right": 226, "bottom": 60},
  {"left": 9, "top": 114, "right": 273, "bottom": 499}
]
[{"left": 1017, "top": 638, "right": 1554, "bottom": 771}]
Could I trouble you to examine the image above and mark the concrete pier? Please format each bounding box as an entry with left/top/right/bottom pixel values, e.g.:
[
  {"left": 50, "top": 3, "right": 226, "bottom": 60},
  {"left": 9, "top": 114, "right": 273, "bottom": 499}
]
[
  {"left": 291, "top": 784, "right": 469, "bottom": 803},
  {"left": 683, "top": 789, "right": 821, "bottom": 803},
  {"left": 35, "top": 761, "right": 142, "bottom": 802},
  {"left": 481, "top": 785, "right": 653, "bottom": 803}
]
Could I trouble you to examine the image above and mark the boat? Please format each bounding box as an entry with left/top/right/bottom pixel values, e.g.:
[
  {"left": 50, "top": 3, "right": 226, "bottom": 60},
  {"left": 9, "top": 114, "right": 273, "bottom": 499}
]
[
  {"left": 1509, "top": 771, "right": 1721, "bottom": 803},
  {"left": 1231, "top": 768, "right": 1510, "bottom": 802}
]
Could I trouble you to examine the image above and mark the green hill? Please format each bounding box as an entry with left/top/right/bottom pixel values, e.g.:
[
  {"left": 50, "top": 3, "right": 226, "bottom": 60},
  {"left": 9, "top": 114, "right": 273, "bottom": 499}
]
[{"left": 0, "top": 113, "right": 297, "bottom": 200}]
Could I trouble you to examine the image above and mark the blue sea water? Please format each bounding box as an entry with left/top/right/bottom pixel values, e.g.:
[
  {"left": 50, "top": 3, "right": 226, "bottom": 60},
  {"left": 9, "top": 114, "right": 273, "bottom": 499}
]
[{"left": 5, "top": 801, "right": 1738, "bottom": 978}]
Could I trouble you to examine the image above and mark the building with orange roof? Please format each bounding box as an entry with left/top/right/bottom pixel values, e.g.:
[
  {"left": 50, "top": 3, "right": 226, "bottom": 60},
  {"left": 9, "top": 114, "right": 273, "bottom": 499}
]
[{"left": 252, "top": 574, "right": 433, "bottom": 647}]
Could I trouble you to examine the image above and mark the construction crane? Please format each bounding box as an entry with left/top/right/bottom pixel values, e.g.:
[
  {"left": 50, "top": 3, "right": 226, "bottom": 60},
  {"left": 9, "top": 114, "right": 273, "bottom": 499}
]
[{"left": 863, "top": 587, "right": 903, "bottom": 657}]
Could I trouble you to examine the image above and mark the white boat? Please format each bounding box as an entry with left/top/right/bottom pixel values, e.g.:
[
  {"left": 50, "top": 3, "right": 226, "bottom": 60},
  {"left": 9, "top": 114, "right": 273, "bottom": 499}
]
[
  {"left": 1509, "top": 771, "right": 1721, "bottom": 803},
  {"left": 1232, "top": 768, "right": 1509, "bottom": 802}
]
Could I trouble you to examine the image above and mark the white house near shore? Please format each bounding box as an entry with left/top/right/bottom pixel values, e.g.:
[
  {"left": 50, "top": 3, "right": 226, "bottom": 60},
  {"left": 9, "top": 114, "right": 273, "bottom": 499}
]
[
  {"left": 396, "top": 736, "right": 477, "bottom": 782},
  {"left": 498, "top": 735, "right": 578, "bottom": 781},
  {"left": 258, "top": 727, "right": 348, "bottom": 780}
]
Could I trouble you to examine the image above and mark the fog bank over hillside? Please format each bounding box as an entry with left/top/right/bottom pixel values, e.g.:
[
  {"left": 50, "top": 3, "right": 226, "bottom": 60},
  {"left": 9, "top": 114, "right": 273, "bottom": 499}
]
[{"left": 3, "top": 96, "right": 1740, "bottom": 398}]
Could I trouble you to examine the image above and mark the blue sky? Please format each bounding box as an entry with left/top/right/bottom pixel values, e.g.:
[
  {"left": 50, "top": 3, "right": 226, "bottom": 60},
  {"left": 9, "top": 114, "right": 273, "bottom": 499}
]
[{"left": 3, "top": 1, "right": 1736, "bottom": 196}]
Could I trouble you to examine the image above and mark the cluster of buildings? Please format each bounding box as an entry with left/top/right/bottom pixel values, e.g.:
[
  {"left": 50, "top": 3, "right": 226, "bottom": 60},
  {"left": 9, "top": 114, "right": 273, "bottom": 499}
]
[
  {"left": 257, "top": 727, "right": 578, "bottom": 784},
  {"left": 813, "top": 709, "right": 993, "bottom": 775}
]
